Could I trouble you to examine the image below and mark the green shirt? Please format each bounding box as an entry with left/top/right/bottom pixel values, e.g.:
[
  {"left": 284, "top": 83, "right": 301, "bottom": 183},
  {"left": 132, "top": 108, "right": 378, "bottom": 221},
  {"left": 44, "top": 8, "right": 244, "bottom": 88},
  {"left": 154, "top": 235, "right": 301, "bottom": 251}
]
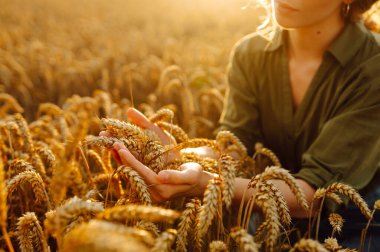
[{"left": 219, "top": 21, "right": 380, "bottom": 193}]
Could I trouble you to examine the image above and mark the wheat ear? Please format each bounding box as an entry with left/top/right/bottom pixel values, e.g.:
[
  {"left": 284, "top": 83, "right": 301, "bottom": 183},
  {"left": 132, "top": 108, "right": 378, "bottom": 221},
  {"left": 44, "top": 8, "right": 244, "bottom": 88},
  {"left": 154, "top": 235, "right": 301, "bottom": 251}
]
[
  {"left": 62, "top": 220, "right": 153, "bottom": 251},
  {"left": 219, "top": 154, "right": 237, "bottom": 209},
  {"left": 135, "top": 220, "right": 160, "bottom": 237},
  {"left": 250, "top": 166, "right": 309, "bottom": 211},
  {"left": 176, "top": 198, "right": 201, "bottom": 252},
  {"left": 97, "top": 204, "right": 181, "bottom": 224},
  {"left": 17, "top": 212, "right": 49, "bottom": 252},
  {"left": 86, "top": 149, "right": 108, "bottom": 174},
  {"left": 324, "top": 237, "right": 342, "bottom": 251},
  {"left": 157, "top": 121, "right": 189, "bottom": 143},
  {"left": 6, "top": 170, "right": 51, "bottom": 209},
  {"left": 151, "top": 229, "right": 177, "bottom": 252},
  {"left": 209, "top": 240, "right": 228, "bottom": 252},
  {"left": 290, "top": 238, "right": 328, "bottom": 252},
  {"left": 0, "top": 152, "right": 15, "bottom": 252},
  {"left": 116, "top": 165, "right": 152, "bottom": 205},
  {"left": 195, "top": 177, "right": 222, "bottom": 247},
  {"left": 216, "top": 130, "right": 247, "bottom": 157},
  {"left": 148, "top": 108, "right": 175, "bottom": 123},
  {"left": 44, "top": 196, "right": 104, "bottom": 247},
  {"left": 325, "top": 183, "right": 372, "bottom": 220},
  {"left": 230, "top": 227, "right": 260, "bottom": 252}
]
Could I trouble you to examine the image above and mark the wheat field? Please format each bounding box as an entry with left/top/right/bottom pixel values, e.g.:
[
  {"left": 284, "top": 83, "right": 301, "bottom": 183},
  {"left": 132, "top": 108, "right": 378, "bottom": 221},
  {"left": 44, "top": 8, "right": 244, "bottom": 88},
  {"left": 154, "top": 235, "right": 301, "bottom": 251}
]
[{"left": 0, "top": 0, "right": 379, "bottom": 251}]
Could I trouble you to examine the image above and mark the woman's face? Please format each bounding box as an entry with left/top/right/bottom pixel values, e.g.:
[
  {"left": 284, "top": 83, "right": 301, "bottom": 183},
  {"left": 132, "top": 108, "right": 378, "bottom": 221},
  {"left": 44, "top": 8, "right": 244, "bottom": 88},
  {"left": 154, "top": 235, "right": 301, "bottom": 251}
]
[{"left": 272, "top": 0, "right": 346, "bottom": 29}]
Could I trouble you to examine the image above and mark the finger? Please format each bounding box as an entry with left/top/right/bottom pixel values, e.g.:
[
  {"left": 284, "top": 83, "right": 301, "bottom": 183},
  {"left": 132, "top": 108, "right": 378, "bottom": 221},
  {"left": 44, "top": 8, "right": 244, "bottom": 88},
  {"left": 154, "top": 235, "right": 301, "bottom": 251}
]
[
  {"left": 155, "top": 184, "right": 198, "bottom": 201},
  {"left": 127, "top": 108, "right": 152, "bottom": 129},
  {"left": 99, "top": 131, "right": 112, "bottom": 137},
  {"left": 113, "top": 142, "right": 126, "bottom": 151},
  {"left": 127, "top": 108, "right": 171, "bottom": 145},
  {"left": 157, "top": 162, "right": 202, "bottom": 185},
  {"left": 111, "top": 149, "right": 121, "bottom": 164},
  {"left": 117, "top": 148, "right": 158, "bottom": 184}
]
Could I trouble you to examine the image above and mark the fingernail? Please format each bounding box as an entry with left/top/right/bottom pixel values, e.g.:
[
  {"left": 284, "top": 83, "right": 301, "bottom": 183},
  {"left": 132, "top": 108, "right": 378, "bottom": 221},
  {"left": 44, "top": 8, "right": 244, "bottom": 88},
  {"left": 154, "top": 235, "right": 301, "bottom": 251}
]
[{"left": 113, "top": 142, "right": 123, "bottom": 150}]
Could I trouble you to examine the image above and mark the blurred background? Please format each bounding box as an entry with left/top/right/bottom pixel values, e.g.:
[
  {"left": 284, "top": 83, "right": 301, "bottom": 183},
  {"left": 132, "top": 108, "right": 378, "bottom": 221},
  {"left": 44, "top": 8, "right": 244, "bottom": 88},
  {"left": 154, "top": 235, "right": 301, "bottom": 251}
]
[{"left": 0, "top": 0, "right": 263, "bottom": 136}]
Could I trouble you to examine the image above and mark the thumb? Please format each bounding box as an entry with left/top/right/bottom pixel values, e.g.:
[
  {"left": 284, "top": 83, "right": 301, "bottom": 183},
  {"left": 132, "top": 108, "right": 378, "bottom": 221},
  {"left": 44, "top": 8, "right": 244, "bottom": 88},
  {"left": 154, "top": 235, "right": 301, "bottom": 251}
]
[{"left": 157, "top": 162, "right": 202, "bottom": 184}]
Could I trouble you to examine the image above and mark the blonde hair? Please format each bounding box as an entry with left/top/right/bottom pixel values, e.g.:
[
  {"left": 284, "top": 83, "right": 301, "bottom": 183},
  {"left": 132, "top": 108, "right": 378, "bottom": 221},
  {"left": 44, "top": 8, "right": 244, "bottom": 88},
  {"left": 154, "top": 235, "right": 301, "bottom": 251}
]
[{"left": 245, "top": 0, "right": 380, "bottom": 36}]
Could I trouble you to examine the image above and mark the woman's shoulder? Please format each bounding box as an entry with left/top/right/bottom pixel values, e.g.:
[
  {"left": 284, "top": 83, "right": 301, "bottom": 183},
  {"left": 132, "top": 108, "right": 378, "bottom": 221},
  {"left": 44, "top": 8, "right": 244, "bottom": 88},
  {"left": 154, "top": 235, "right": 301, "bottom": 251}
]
[{"left": 231, "top": 32, "right": 273, "bottom": 58}]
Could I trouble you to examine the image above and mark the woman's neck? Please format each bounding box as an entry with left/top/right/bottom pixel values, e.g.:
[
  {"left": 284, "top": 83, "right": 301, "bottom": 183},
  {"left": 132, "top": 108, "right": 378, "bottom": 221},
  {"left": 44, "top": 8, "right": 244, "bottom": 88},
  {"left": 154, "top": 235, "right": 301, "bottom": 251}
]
[{"left": 287, "top": 15, "right": 345, "bottom": 60}]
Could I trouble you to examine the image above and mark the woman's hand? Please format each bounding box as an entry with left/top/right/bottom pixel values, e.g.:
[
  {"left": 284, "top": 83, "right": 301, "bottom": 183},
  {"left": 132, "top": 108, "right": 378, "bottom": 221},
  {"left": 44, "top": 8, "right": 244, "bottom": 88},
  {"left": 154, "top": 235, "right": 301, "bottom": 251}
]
[
  {"left": 113, "top": 142, "right": 213, "bottom": 203},
  {"left": 100, "top": 107, "right": 180, "bottom": 162},
  {"left": 99, "top": 107, "right": 214, "bottom": 202}
]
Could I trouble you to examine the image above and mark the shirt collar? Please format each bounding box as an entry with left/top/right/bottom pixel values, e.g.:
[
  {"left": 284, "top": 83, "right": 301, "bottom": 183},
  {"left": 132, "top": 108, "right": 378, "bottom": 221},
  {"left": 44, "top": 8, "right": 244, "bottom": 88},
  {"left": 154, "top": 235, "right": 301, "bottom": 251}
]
[
  {"left": 327, "top": 21, "right": 369, "bottom": 66},
  {"left": 263, "top": 22, "right": 369, "bottom": 66},
  {"left": 264, "top": 28, "right": 284, "bottom": 52}
]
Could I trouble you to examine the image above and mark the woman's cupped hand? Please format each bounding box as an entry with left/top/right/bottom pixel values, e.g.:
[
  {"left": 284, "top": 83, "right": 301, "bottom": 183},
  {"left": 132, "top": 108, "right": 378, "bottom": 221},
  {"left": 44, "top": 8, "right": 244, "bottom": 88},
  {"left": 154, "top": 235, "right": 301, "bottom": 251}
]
[{"left": 99, "top": 108, "right": 213, "bottom": 203}]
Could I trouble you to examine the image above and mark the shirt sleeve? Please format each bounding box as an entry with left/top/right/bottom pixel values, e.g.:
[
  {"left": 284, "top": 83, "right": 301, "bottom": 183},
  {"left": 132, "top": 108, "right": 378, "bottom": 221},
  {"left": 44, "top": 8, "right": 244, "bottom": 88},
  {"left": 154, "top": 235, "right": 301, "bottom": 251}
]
[
  {"left": 218, "top": 42, "right": 262, "bottom": 155},
  {"left": 294, "top": 74, "right": 380, "bottom": 192}
]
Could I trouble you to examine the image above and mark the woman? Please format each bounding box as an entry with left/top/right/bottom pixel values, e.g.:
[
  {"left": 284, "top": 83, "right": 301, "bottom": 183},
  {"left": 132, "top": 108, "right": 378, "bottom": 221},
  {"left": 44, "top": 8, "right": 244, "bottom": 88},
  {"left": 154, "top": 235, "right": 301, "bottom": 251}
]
[{"left": 103, "top": 0, "right": 380, "bottom": 249}]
